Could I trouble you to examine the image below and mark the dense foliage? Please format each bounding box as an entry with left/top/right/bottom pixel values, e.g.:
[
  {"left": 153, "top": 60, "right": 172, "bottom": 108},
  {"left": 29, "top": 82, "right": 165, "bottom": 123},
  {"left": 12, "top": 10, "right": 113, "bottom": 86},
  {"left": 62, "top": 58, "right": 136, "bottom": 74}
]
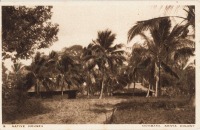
[{"left": 2, "top": 6, "right": 59, "bottom": 60}]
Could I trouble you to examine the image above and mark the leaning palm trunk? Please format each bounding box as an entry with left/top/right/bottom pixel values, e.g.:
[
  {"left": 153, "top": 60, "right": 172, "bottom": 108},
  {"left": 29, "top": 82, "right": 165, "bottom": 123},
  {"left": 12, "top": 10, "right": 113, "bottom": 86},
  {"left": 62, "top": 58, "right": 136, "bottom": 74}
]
[
  {"left": 99, "top": 77, "right": 105, "bottom": 99},
  {"left": 146, "top": 73, "right": 152, "bottom": 97},
  {"left": 146, "top": 84, "right": 150, "bottom": 97}
]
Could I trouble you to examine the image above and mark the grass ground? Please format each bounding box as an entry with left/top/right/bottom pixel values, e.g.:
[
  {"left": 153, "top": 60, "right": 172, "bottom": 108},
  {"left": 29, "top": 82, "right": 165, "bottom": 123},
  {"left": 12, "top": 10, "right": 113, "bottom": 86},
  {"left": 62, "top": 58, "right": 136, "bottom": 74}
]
[
  {"left": 112, "top": 97, "right": 195, "bottom": 124},
  {"left": 2, "top": 96, "right": 195, "bottom": 124}
]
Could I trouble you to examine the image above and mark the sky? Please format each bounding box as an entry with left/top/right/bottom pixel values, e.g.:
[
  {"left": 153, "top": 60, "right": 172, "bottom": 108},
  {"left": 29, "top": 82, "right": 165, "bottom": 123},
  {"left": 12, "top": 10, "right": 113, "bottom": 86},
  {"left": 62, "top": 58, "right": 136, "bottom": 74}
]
[
  {"left": 3, "top": 2, "right": 187, "bottom": 71},
  {"left": 46, "top": 3, "right": 185, "bottom": 51}
]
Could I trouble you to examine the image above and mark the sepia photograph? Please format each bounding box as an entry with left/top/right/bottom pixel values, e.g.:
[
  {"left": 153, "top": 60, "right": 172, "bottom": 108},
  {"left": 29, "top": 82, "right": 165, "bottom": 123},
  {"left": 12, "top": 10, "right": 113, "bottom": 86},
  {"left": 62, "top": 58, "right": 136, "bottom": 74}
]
[{"left": 1, "top": 1, "right": 197, "bottom": 129}]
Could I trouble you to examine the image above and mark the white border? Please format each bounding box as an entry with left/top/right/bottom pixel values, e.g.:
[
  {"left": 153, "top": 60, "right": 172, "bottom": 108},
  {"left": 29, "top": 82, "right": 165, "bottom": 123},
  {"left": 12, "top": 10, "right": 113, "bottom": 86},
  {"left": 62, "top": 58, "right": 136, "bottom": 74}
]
[{"left": 1, "top": 1, "right": 199, "bottom": 130}]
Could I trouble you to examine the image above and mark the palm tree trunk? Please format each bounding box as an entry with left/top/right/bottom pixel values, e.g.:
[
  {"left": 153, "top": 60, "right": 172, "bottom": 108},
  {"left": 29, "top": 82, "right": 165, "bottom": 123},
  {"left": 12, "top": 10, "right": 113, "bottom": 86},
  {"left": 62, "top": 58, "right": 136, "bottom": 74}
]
[
  {"left": 155, "top": 61, "right": 160, "bottom": 97},
  {"left": 99, "top": 77, "right": 104, "bottom": 99},
  {"left": 87, "top": 84, "right": 90, "bottom": 97},
  {"left": 110, "top": 88, "right": 113, "bottom": 96},
  {"left": 146, "top": 84, "right": 150, "bottom": 97},
  {"left": 61, "top": 89, "right": 63, "bottom": 96},
  {"left": 87, "top": 73, "right": 90, "bottom": 98},
  {"left": 147, "top": 72, "right": 152, "bottom": 97},
  {"left": 61, "top": 81, "right": 64, "bottom": 97},
  {"left": 158, "top": 61, "right": 161, "bottom": 96},
  {"left": 155, "top": 78, "right": 159, "bottom": 97}
]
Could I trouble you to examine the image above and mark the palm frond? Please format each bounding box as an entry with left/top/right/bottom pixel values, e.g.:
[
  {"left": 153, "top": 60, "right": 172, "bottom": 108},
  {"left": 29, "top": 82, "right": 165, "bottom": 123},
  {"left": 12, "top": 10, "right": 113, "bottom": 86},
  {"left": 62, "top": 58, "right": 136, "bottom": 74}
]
[
  {"left": 82, "top": 48, "right": 92, "bottom": 58},
  {"left": 109, "top": 55, "right": 126, "bottom": 63},
  {"left": 108, "top": 43, "right": 124, "bottom": 52},
  {"left": 49, "top": 50, "right": 58, "bottom": 59},
  {"left": 161, "top": 62, "right": 179, "bottom": 79},
  {"left": 111, "top": 50, "right": 125, "bottom": 55},
  {"left": 45, "top": 59, "right": 56, "bottom": 67},
  {"left": 106, "top": 58, "right": 114, "bottom": 72},
  {"left": 167, "top": 24, "right": 188, "bottom": 41},
  {"left": 96, "top": 29, "right": 116, "bottom": 49},
  {"left": 87, "top": 60, "right": 97, "bottom": 71},
  {"left": 150, "top": 18, "right": 171, "bottom": 46},
  {"left": 82, "top": 55, "right": 96, "bottom": 61},
  {"left": 138, "top": 57, "right": 151, "bottom": 69},
  {"left": 11, "top": 62, "right": 23, "bottom": 73},
  {"left": 185, "top": 6, "right": 195, "bottom": 28},
  {"left": 90, "top": 44, "right": 105, "bottom": 52},
  {"left": 128, "top": 17, "right": 169, "bottom": 42},
  {"left": 174, "top": 47, "right": 195, "bottom": 60},
  {"left": 138, "top": 33, "right": 157, "bottom": 55},
  {"left": 132, "top": 46, "right": 147, "bottom": 56},
  {"left": 34, "top": 52, "right": 43, "bottom": 63},
  {"left": 60, "top": 55, "right": 74, "bottom": 66},
  {"left": 173, "top": 38, "right": 195, "bottom": 49}
]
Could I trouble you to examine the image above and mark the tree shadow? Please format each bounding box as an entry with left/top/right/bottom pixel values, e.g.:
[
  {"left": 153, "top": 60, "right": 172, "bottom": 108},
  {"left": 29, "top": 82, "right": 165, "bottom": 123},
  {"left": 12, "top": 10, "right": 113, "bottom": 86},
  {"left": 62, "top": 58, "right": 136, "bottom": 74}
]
[{"left": 2, "top": 98, "right": 52, "bottom": 124}]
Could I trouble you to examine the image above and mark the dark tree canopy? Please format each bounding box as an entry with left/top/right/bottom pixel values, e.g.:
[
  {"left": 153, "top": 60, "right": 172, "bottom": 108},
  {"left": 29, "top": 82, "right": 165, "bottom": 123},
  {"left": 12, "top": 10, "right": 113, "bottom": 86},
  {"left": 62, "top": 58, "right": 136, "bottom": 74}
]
[{"left": 2, "top": 6, "right": 59, "bottom": 60}]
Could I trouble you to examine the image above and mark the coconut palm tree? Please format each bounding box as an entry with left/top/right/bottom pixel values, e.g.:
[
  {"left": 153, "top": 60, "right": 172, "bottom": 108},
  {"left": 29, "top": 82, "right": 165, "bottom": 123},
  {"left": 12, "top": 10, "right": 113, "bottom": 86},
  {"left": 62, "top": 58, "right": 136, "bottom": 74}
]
[
  {"left": 126, "top": 44, "right": 149, "bottom": 95},
  {"left": 50, "top": 48, "right": 84, "bottom": 97},
  {"left": 26, "top": 52, "right": 55, "bottom": 96},
  {"left": 83, "top": 29, "right": 126, "bottom": 99},
  {"left": 128, "top": 18, "right": 187, "bottom": 97},
  {"left": 164, "top": 6, "right": 194, "bottom": 29}
]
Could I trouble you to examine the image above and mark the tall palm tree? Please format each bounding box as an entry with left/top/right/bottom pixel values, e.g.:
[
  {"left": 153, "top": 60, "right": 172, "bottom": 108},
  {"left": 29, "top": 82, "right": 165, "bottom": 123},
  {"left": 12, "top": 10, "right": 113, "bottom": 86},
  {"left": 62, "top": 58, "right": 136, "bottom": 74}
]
[
  {"left": 50, "top": 48, "right": 84, "bottom": 97},
  {"left": 83, "top": 29, "right": 126, "bottom": 99},
  {"left": 26, "top": 52, "right": 55, "bottom": 95},
  {"left": 175, "top": 6, "right": 195, "bottom": 69},
  {"left": 128, "top": 18, "right": 187, "bottom": 97},
  {"left": 127, "top": 44, "right": 149, "bottom": 95}
]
